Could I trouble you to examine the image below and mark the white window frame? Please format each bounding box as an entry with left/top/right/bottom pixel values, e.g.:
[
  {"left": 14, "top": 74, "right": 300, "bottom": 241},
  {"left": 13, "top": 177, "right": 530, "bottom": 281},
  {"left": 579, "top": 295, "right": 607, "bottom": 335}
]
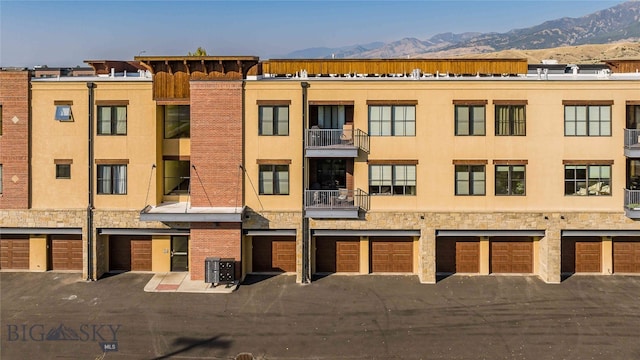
[{"left": 55, "top": 105, "right": 73, "bottom": 121}]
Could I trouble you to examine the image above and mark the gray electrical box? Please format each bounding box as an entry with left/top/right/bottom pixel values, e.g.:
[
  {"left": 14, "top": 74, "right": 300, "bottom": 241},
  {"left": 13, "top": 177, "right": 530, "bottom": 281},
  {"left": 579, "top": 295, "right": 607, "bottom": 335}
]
[{"left": 204, "top": 257, "right": 220, "bottom": 284}]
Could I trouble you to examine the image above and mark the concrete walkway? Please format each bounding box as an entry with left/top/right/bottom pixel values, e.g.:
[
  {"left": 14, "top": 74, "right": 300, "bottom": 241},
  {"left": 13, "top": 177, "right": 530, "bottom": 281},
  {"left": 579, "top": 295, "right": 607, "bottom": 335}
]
[{"left": 143, "top": 272, "right": 238, "bottom": 293}]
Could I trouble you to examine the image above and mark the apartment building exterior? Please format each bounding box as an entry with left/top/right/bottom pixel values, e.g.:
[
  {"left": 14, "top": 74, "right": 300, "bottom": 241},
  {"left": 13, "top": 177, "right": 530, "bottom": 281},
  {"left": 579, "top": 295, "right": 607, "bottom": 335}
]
[
  {"left": 1, "top": 57, "right": 639, "bottom": 285},
  {"left": 242, "top": 59, "right": 640, "bottom": 284}
]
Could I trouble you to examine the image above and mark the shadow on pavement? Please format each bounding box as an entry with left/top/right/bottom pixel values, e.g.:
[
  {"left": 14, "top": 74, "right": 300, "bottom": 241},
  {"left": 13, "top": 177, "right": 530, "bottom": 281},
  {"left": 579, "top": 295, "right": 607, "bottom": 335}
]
[
  {"left": 311, "top": 273, "right": 332, "bottom": 282},
  {"left": 151, "top": 335, "right": 232, "bottom": 360},
  {"left": 241, "top": 274, "right": 279, "bottom": 286},
  {"left": 97, "top": 272, "right": 125, "bottom": 280}
]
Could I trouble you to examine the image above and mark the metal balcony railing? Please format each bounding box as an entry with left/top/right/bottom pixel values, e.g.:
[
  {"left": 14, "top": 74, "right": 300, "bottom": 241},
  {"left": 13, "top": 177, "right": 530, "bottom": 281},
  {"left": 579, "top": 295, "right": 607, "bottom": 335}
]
[
  {"left": 304, "top": 188, "right": 370, "bottom": 211},
  {"left": 624, "top": 128, "right": 640, "bottom": 149},
  {"left": 305, "top": 128, "right": 369, "bottom": 153},
  {"left": 624, "top": 188, "right": 640, "bottom": 209}
]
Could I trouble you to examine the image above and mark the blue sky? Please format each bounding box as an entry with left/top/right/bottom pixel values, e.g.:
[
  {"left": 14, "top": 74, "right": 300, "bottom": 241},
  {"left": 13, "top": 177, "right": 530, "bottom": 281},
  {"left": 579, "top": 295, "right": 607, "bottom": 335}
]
[{"left": 0, "top": 0, "right": 625, "bottom": 67}]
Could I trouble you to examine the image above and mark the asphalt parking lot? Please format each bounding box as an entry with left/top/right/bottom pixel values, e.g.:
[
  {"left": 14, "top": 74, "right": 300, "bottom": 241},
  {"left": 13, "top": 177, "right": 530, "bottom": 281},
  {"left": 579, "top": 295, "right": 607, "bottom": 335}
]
[{"left": 2, "top": 272, "right": 640, "bottom": 360}]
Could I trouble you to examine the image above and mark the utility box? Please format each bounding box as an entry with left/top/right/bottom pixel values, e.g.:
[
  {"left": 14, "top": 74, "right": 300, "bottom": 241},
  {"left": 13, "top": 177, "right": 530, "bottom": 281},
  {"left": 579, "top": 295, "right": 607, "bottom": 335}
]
[
  {"left": 204, "top": 257, "right": 221, "bottom": 284},
  {"left": 219, "top": 258, "right": 235, "bottom": 283}
]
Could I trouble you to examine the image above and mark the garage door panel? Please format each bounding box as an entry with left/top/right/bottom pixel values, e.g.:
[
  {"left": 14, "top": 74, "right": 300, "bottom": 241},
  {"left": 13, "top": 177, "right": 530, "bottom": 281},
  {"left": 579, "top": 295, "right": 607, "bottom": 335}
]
[
  {"left": 336, "top": 241, "right": 359, "bottom": 272},
  {"left": 109, "top": 236, "right": 151, "bottom": 272},
  {"left": 0, "top": 238, "right": 30, "bottom": 270},
  {"left": 576, "top": 241, "right": 601, "bottom": 273},
  {"left": 51, "top": 235, "right": 83, "bottom": 270},
  {"left": 371, "top": 240, "right": 412, "bottom": 273},
  {"left": 252, "top": 237, "right": 296, "bottom": 273},
  {"left": 272, "top": 241, "right": 296, "bottom": 272},
  {"left": 491, "top": 240, "right": 532, "bottom": 274},
  {"left": 131, "top": 240, "right": 152, "bottom": 271},
  {"left": 614, "top": 241, "right": 640, "bottom": 273},
  {"left": 456, "top": 241, "right": 479, "bottom": 273}
]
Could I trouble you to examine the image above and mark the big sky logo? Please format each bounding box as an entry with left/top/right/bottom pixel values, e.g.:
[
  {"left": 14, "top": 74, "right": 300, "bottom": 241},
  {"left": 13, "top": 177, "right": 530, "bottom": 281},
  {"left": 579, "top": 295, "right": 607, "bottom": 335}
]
[{"left": 7, "top": 323, "right": 121, "bottom": 352}]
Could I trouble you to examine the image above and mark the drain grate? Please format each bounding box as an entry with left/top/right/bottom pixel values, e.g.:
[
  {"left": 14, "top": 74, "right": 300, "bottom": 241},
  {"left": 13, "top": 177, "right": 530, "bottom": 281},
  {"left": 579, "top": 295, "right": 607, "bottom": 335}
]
[{"left": 235, "top": 353, "right": 254, "bottom": 360}]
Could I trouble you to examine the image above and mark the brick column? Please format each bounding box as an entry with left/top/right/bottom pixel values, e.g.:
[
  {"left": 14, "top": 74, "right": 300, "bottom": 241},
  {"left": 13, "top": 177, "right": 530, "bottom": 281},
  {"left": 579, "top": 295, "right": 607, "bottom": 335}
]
[
  {"left": 0, "top": 71, "right": 30, "bottom": 209},
  {"left": 189, "top": 80, "right": 244, "bottom": 280}
]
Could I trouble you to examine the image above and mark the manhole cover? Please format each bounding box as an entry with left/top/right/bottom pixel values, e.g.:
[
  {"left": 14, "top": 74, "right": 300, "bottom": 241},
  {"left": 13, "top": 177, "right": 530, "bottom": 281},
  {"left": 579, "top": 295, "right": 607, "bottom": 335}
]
[{"left": 235, "top": 353, "right": 254, "bottom": 360}]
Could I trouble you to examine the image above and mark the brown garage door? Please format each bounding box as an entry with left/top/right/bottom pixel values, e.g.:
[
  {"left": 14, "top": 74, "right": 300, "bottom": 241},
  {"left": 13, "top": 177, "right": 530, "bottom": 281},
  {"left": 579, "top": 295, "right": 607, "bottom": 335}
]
[
  {"left": 131, "top": 240, "right": 152, "bottom": 271},
  {"left": 613, "top": 239, "right": 640, "bottom": 273},
  {"left": 490, "top": 238, "right": 533, "bottom": 273},
  {"left": 51, "top": 235, "right": 83, "bottom": 270},
  {"left": 371, "top": 238, "right": 413, "bottom": 273},
  {"left": 252, "top": 236, "right": 296, "bottom": 272},
  {"left": 0, "top": 236, "right": 30, "bottom": 270},
  {"left": 316, "top": 237, "right": 360, "bottom": 273},
  {"left": 109, "top": 236, "right": 152, "bottom": 272},
  {"left": 562, "top": 237, "right": 601, "bottom": 273},
  {"left": 436, "top": 237, "right": 479, "bottom": 273}
]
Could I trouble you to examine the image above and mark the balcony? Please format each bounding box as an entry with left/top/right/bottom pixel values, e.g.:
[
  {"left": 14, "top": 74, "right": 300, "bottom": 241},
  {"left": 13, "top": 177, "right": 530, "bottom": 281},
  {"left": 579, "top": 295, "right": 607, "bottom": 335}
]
[
  {"left": 624, "top": 189, "right": 640, "bottom": 219},
  {"left": 624, "top": 129, "right": 640, "bottom": 157},
  {"left": 304, "top": 188, "right": 370, "bottom": 219},
  {"left": 305, "top": 127, "right": 369, "bottom": 158}
]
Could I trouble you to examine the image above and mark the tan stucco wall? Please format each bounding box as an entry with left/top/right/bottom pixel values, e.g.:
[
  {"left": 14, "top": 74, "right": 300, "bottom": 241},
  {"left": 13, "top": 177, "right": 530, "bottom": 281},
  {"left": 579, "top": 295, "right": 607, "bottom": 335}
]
[
  {"left": 602, "top": 237, "right": 613, "bottom": 274},
  {"left": 29, "top": 235, "right": 47, "bottom": 271},
  {"left": 30, "top": 80, "right": 157, "bottom": 210},
  {"left": 244, "top": 79, "right": 638, "bottom": 213}
]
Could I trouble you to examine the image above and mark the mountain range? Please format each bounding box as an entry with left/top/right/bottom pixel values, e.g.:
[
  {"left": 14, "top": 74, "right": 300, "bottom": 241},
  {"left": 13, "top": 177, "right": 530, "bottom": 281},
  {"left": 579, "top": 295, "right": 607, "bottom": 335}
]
[{"left": 279, "top": 1, "right": 640, "bottom": 59}]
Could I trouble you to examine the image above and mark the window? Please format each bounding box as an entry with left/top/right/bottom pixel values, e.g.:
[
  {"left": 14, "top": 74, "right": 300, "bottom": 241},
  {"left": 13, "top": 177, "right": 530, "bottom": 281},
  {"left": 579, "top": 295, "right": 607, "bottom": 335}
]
[
  {"left": 259, "top": 106, "right": 289, "bottom": 135},
  {"left": 259, "top": 165, "right": 289, "bottom": 195},
  {"left": 98, "top": 106, "right": 127, "bottom": 135},
  {"left": 369, "top": 105, "right": 415, "bottom": 136},
  {"left": 56, "top": 164, "right": 71, "bottom": 179},
  {"left": 0, "top": 164, "right": 3, "bottom": 194},
  {"left": 369, "top": 164, "right": 416, "bottom": 195},
  {"left": 565, "top": 164, "right": 611, "bottom": 196},
  {"left": 164, "top": 160, "right": 190, "bottom": 195},
  {"left": 164, "top": 105, "right": 190, "bottom": 139},
  {"left": 54, "top": 105, "right": 73, "bottom": 121},
  {"left": 495, "top": 165, "right": 525, "bottom": 195},
  {"left": 455, "top": 105, "right": 485, "bottom": 135},
  {"left": 97, "top": 165, "right": 127, "bottom": 194},
  {"left": 495, "top": 105, "right": 525, "bottom": 135},
  {"left": 455, "top": 165, "right": 485, "bottom": 195},
  {"left": 0, "top": 104, "right": 3, "bottom": 135},
  {"left": 565, "top": 105, "right": 611, "bottom": 136}
]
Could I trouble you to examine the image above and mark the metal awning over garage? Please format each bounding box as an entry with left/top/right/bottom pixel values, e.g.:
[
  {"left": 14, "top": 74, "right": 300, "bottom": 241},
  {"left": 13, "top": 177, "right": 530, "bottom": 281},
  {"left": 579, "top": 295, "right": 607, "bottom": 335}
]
[
  {"left": 244, "top": 229, "right": 297, "bottom": 236},
  {"left": 562, "top": 230, "right": 640, "bottom": 237},
  {"left": 99, "top": 228, "right": 190, "bottom": 235},
  {"left": 0, "top": 228, "right": 82, "bottom": 235},
  {"left": 139, "top": 203, "right": 244, "bottom": 222},
  {"left": 436, "top": 230, "right": 545, "bottom": 237},
  {"left": 312, "top": 229, "right": 421, "bottom": 237}
]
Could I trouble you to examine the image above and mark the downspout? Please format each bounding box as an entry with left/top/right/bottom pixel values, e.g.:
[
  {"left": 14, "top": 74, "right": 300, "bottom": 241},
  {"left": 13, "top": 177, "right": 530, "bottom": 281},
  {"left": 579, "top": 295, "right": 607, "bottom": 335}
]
[
  {"left": 301, "top": 81, "right": 310, "bottom": 284},
  {"left": 86, "top": 82, "right": 96, "bottom": 281}
]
